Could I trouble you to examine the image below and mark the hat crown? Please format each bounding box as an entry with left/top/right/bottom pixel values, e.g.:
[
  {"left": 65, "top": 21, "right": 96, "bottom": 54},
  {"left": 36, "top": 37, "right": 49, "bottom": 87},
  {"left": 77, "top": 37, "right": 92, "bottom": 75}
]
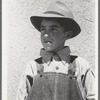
[{"left": 44, "top": 1, "right": 74, "bottom": 19}]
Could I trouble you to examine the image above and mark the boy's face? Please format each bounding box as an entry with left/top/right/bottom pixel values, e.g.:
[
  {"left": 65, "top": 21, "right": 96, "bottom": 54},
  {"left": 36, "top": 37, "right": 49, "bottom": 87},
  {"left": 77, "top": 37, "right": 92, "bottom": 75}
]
[{"left": 40, "top": 18, "right": 69, "bottom": 52}]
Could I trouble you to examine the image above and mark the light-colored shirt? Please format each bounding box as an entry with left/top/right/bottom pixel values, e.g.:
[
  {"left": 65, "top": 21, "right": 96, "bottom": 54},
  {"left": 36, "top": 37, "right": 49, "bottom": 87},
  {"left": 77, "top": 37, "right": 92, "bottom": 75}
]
[{"left": 16, "top": 46, "right": 95, "bottom": 100}]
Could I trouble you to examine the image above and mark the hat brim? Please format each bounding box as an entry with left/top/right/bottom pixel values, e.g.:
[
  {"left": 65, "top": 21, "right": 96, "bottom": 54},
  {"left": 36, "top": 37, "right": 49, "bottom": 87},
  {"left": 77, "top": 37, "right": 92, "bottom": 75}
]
[{"left": 30, "top": 14, "right": 81, "bottom": 38}]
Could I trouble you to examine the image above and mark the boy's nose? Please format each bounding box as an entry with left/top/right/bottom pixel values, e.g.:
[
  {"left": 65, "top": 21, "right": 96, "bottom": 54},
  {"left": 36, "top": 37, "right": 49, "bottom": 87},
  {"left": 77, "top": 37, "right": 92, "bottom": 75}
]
[{"left": 44, "top": 33, "right": 49, "bottom": 37}]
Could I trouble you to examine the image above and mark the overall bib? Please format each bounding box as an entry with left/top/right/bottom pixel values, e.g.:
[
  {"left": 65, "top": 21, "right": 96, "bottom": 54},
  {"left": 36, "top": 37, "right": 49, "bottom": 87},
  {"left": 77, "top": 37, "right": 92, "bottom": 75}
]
[{"left": 27, "top": 56, "right": 83, "bottom": 100}]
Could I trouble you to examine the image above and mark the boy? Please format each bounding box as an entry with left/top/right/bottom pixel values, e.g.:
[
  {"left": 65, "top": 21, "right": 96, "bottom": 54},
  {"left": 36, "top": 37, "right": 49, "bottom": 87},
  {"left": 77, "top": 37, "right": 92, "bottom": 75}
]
[{"left": 16, "top": 1, "right": 95, "bottom": 100}]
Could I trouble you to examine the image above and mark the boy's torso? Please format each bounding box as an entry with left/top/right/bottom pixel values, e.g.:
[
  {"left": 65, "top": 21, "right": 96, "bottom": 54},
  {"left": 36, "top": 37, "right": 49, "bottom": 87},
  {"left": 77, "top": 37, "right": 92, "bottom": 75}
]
[
  {"left": 26, "top": 55, "right": 90, "bottom": 100},
  {"left": 26, "top": 55, "right": 84, "bottom": 100}
]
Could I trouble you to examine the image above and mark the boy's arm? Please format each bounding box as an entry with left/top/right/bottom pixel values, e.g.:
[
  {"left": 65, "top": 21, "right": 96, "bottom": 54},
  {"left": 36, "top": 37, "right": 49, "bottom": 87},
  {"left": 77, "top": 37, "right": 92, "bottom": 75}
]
[
  {"left": 75, "top": 57, "right": 95, "bottom": 100},
  {"left": 16, "top": 73, "right": 29, "bottom": 100},
  {"left": 16, "top": 61, "right": 37, "bottom": 100},
  {"left": 84, "top": 68, "right": 95, "bottom": 100}
]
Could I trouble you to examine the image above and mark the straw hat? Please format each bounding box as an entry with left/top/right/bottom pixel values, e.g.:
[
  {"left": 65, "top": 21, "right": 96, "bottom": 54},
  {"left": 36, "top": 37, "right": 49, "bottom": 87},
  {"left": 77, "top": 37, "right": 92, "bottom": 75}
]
[{"left": 30, "top": 1, "right": 81, "bottom": 38}]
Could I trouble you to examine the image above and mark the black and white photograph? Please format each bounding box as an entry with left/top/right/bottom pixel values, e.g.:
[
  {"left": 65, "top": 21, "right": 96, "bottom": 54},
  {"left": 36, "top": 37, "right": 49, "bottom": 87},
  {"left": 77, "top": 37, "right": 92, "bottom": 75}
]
[{"left": 2, "top": 0, "right": 98, "bottom": 100}]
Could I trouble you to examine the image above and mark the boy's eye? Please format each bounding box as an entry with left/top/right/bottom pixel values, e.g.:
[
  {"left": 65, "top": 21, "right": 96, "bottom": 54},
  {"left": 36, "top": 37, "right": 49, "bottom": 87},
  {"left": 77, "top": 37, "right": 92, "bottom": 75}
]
[
  {"left": 40, "top": 28, "right": 45, "bottom": 33},
  {"left": 51, "top": 28, "right": 58, "bottom": 32}
]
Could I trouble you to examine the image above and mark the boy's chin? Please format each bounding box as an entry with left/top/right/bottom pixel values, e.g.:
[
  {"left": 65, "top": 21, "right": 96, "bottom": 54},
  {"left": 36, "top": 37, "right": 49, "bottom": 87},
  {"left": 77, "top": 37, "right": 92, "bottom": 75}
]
[
  {"left": 43, "top": 47, "right": 55, "bottom": 52},
  {"left": 43, "top": 46, "right": 65, "bottom": 52}
]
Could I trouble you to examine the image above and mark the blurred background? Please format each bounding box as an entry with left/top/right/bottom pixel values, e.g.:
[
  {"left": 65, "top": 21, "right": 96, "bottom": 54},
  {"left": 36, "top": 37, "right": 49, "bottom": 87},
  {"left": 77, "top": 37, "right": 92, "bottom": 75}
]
[{"left": 7, "top": 0, "right": 95, "bottom": 100}]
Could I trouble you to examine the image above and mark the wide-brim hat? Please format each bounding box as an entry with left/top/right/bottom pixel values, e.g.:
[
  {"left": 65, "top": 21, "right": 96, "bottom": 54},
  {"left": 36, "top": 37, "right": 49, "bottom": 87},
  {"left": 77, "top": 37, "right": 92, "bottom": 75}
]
[{"left": 30, "top": 1, "right": 81, "bottom": 38}]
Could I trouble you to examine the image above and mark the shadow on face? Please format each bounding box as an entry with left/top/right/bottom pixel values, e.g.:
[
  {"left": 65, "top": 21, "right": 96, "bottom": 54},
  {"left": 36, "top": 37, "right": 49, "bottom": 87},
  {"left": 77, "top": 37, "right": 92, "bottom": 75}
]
[{"left": 40, "top": 18, "right": 72, "bottom": 52}]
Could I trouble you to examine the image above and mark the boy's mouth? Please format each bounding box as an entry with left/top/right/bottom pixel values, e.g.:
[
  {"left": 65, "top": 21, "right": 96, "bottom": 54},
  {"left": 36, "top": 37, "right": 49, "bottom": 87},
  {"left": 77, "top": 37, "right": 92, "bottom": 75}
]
[
  {"left": 42, "top": 38, "right": 54, "bottom": 47},
  {"left": 43, "top": 40, "right": 53, "bottom": 47},
  {"left": 44, "top": 41, "right": 52, "bottom": 43},
  {"left": 43, "top": 38, "right": 53, "bottom": 43},
  {"left": 44, "top": 41, "right": 52, "bottom": 45}
]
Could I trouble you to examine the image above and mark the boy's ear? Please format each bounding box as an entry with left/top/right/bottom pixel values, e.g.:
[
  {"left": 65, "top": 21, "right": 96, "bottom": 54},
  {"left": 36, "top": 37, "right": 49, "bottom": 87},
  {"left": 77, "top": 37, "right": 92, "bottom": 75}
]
[{"left": 65, "top": 31, "right": 73, "bottom": 39}]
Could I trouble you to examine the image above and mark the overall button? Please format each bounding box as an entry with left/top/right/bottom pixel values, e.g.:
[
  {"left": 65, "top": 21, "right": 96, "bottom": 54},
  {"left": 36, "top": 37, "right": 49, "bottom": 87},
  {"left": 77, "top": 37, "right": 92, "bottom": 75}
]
[{"left": 55, "top": 66, "right": 59, "bottom": 70}]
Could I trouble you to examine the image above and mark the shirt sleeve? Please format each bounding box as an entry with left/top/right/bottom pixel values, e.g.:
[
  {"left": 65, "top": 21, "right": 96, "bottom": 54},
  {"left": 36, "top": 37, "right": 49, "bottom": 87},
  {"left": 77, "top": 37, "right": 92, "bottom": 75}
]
[
  {"left": 84, "top": 68, "right": 95, "bottom": 100},
  {"left": 16, "top": 61, "right": 37, "bottom": 100},
  {"left": 75, "top": 57, "right": 95, "bottom": 100}
]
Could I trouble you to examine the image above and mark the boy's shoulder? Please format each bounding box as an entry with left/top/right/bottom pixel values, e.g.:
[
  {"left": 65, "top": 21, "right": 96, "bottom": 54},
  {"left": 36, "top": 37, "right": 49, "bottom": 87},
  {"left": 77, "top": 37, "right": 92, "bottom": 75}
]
[
  {"left": 75, "top": 56, "right": 90, "bottom": 66},
  {"left": 67, "top": 54, "right": 88, "bottom": 63},
  {"left": 26, "top": 57, "right": 42, "bottom": 65},
  {"left": 74, "top": 56, "right": 91, "bottom": 73},
  {"left": 24, "top": 59, "right": 39, "bottom": 75}
]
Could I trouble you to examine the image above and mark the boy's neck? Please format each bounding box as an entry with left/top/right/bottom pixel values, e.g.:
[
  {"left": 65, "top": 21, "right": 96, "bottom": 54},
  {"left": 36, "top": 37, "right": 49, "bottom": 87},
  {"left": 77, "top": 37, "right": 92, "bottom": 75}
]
[{"left": 51, "top": 46, "right": 65, "bottom": 53}]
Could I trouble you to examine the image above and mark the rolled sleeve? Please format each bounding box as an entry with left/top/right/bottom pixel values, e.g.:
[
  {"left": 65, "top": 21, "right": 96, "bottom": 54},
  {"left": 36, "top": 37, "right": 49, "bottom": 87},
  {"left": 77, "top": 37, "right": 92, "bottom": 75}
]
[
  {"left": 16, "top": 61, "right": 37, "bottom": 100},
  {"left": 16, "top": 74, "right": 28, "bottom": 100},
  {"left": 85, "top": 69, "right": 95, "bottom": 100},
  {"left": 75, "top": 57, "right": 95, "bottom": 100}
]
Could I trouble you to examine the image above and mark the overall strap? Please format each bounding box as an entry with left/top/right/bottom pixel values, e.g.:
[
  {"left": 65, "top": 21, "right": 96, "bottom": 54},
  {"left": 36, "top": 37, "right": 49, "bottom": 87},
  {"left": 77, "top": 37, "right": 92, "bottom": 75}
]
[
  {"left": 69, "top": 55, "right": 84, "bottom": 100},
  {"left": 26, "top": 57, "right": 43, "bottom": 87},
  {"left": 35, "top": 57, "right": 44, "bottom": 77},
  {"left": 68, "top": 55, "right": 77, "bottom": 76}
]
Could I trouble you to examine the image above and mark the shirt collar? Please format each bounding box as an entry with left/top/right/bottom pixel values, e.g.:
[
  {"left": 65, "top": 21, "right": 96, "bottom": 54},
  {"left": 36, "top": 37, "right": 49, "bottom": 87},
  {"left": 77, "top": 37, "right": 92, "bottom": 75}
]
[{"left": 40, "top": 46, "right": 71, "bottom": 63}]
